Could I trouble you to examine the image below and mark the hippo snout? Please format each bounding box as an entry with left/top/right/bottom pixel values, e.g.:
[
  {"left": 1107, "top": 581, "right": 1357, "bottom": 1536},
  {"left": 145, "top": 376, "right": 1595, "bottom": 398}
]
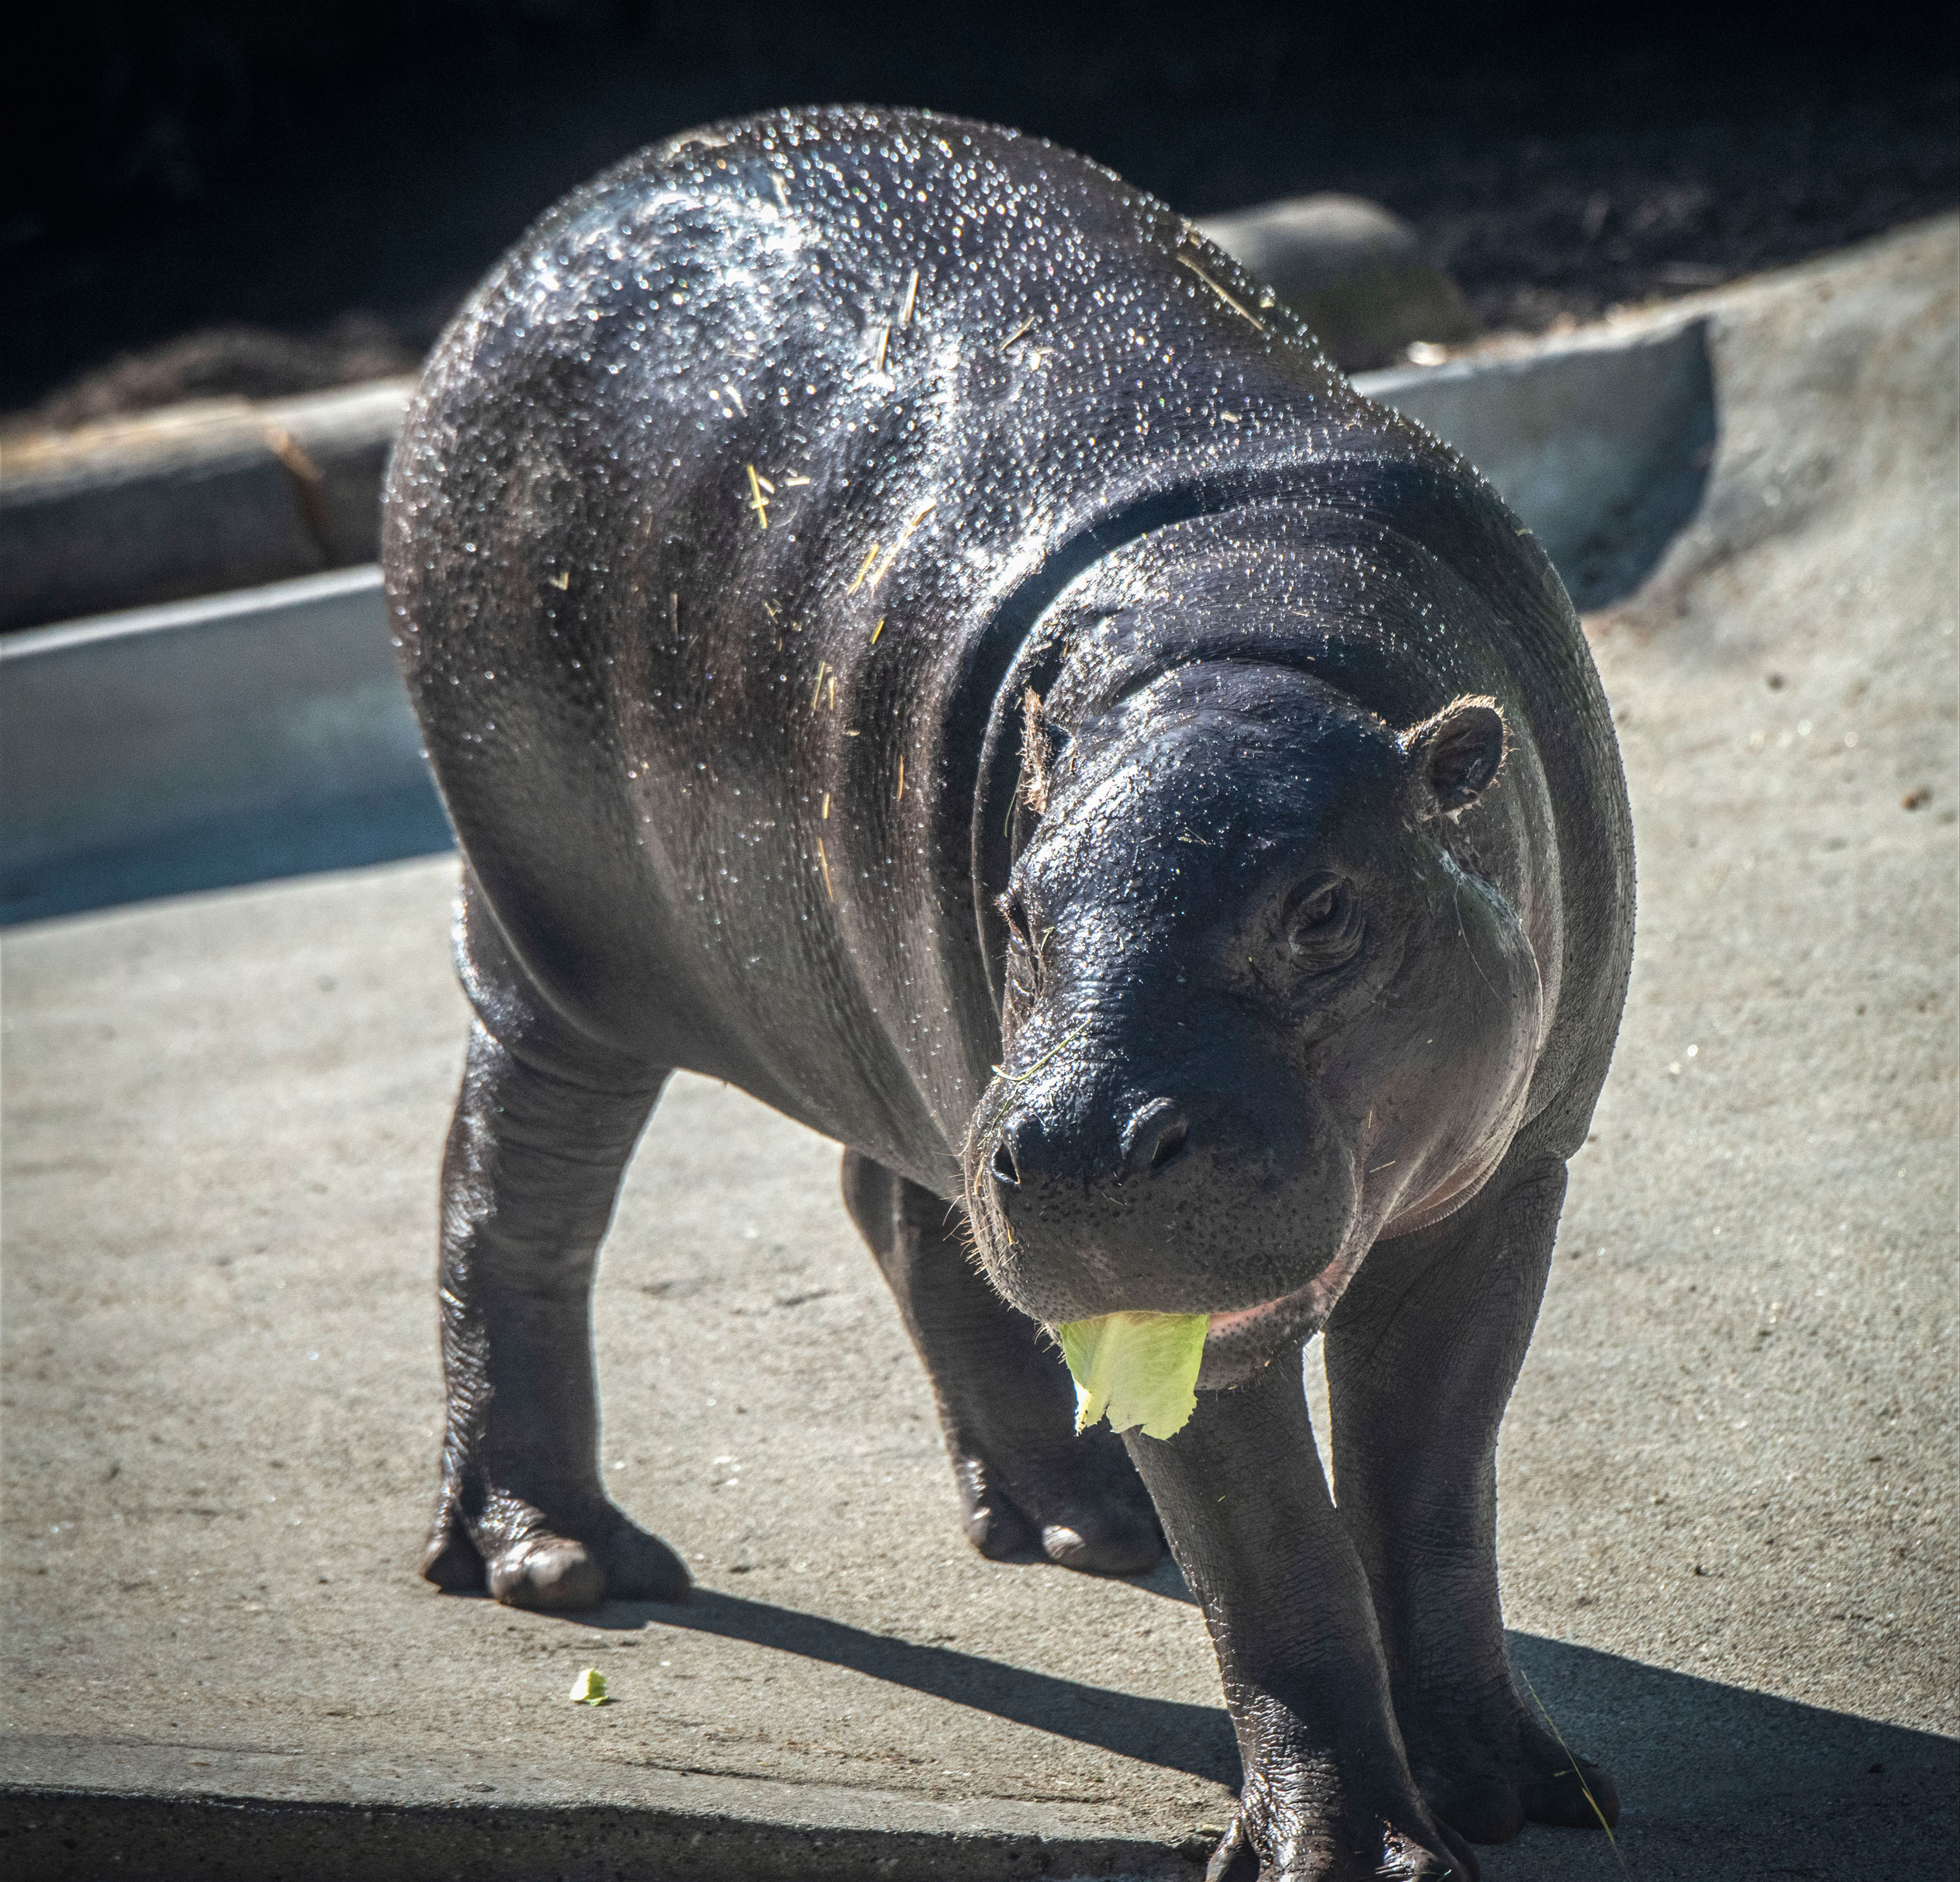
[
  {"left": 965, "top": 1053, "right": 1350, "bottom": 1333},
  {"left": 988, "top": 1095, "right": 1191, "bottom": 1192}
]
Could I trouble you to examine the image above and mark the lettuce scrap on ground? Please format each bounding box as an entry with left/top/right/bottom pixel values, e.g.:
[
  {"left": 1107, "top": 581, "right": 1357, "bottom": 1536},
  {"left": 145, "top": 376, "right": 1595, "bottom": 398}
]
[{"left": 1056, "top": 1311, "right": 1208, "bottom": 1440}]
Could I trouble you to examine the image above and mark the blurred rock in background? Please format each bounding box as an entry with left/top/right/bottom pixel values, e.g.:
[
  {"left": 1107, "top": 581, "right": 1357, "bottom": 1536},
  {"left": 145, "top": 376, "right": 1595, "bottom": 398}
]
[
  {"left": 15, "top": 315, "right": 419, "bottom": 434},
  {"left": 1198, "top": 195, "right": 1481, "bottom": 370}
]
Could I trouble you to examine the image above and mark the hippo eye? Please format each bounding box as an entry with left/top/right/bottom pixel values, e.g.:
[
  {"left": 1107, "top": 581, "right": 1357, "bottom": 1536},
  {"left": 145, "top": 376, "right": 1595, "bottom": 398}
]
[
  {"left": 1290, "top": 884, "right": 1340, "bottom": 932},
  {"left": 1282, "top": 876, "right": 1360, "bottom": 970}
]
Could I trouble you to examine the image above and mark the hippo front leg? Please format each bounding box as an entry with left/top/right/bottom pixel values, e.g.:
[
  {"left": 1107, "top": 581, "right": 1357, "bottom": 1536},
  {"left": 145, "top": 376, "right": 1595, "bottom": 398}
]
[
  {"left": 422, "top": 887, "right": 690, "bottom": 1611},
  {"left": 1323, "top": 1151, "right": 1620, "bottom": 1846},
  {"left": 841, "top": 1152, "right": 1160, "bottom": 1573},
  {"left": 1125, "top": 1362, "right": 1476, "bottom": 1882}
]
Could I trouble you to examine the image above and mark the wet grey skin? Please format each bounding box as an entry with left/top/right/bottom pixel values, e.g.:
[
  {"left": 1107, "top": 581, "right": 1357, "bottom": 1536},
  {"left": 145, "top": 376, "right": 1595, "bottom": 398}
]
[{"left": 385, "top": 106, "right": 1633, "bottom": 1881}]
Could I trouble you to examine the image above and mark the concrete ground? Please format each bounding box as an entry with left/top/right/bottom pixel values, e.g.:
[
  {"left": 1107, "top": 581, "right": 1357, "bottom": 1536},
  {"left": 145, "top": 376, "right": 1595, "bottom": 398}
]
[{"left": 3, "top": 222, "right": 1955, "bottom": 1880}]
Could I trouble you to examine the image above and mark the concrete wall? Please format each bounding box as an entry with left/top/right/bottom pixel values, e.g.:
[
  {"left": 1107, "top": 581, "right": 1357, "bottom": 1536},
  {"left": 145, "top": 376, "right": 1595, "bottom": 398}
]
[
  {"left": 1, "top": 302, "right": 1727, "bottom": 925},
  {"left": 0, "top": 567, "right": 447, "bottom": 925}
]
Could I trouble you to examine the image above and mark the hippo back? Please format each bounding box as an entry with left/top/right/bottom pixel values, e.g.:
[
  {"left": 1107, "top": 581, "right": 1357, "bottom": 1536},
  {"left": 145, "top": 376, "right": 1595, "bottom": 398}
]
[{"left": 383, "top": 106, "right": 1630, "bottom": 1197}]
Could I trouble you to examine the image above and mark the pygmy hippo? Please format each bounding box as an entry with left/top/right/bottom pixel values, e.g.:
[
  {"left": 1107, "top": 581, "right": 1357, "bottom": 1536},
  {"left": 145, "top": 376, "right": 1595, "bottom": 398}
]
[{"left": 383, "top": 106, "right": 1633, "bottom": 1881}]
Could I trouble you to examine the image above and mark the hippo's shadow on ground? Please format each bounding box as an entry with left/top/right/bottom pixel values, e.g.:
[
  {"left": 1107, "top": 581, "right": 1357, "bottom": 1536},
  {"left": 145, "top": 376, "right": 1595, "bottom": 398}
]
[
  {"left": 569, "top": 1561, "right": 1239, "bottom": 1787},
  {"left": 544, "top": 1582, "right": 1957, "bottom": 1868}
]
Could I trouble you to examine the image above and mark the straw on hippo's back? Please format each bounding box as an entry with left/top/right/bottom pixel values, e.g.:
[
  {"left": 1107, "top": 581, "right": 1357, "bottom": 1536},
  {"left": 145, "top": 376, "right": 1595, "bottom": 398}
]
[{"left": 384, "top": 106, "right": 1632, "bottom": 1882}]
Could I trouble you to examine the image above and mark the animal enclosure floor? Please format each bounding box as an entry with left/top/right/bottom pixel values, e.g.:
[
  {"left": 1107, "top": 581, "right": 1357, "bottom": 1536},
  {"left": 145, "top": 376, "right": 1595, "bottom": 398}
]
[{"left": 2, "top": 226, "right": 1955, "bottom": 1879}]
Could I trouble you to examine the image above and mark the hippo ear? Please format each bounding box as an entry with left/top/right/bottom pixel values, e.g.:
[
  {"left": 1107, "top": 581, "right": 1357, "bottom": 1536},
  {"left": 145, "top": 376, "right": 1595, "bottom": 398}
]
[{"left": 1401, "top": 695, "right": 1508, "bottom": 816}]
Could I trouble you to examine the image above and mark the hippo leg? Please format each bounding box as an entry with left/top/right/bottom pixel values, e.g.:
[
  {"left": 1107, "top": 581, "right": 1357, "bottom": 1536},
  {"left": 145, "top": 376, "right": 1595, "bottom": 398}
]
[
  {"left": 841, "top": 1150, "right": 1160, "bottom": 1575},
  {"left": 1323, "top": 1152, "right": 1620, "bottom": 1846},
  {"left": 1125, "top": 1359, "right": 1476, "bottom": 1882},
  {"left": 421, "top": 900, "right": 690, "bottom": 1612}
]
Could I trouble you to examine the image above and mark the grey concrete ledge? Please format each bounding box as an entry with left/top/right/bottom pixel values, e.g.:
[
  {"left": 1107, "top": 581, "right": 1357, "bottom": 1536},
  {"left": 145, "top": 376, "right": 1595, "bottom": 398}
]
[
  {"left": 1354, "top": 313, "right": 1714, "bottom": 612},
  {"left": 0, "top": 1799, "right": 1187, "bottom": 1882},
  {"left": 6, "top": 220, "right": 1947, "bottom": 928},
  {"left": 0, "top": 308, "right": 1714, "bottom": 929},
  {"left": 6, "top": 211, "right": 1946, "bottom": 638},
  {"left": 0, "top": 294, "right": 1708, "bottom": 636},
  {"left": 0, "top": 377, "right": 412, "bottom": 632},
  {"left": 0, "top": 1736, "right": 1200, "bottom": 1882},
  {"left": 0, "top": 566, "right": 448, "bottom": 925}
]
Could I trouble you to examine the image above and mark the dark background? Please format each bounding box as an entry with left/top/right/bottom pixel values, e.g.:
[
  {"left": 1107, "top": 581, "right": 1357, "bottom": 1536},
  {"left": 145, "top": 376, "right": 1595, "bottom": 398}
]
[{"left": 4, "top": 1, "right": 1956, "bottom": 420}]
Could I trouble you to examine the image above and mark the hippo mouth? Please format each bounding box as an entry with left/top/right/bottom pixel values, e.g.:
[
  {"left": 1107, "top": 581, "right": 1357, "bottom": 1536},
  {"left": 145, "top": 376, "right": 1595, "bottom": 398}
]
[
  {"left": 1191, "top": 1235, "right": 1373, "bottom": 1387},
  {"left": 1205, "top": 1296, "right": 1298, "bottom": 1339},
  {"left": 1194, "top": 1288, "right": 1325, "bottom": 1386}
]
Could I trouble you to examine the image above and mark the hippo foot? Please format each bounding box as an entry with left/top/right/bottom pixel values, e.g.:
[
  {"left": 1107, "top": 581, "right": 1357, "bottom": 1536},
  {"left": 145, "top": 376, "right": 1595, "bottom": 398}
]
[
  {"left": 420, "top": 1491, "right": 690, "bottom": 1611},
  {"left": 1404, "top": 1705, "right": 1620, "bottom": 1846},
  {"left": 950, "top": 1428, "right": 1161, "bottom": 1576},
  {"left": 1203, "top": 1787, "right": 1479, "bottom": 1882}
]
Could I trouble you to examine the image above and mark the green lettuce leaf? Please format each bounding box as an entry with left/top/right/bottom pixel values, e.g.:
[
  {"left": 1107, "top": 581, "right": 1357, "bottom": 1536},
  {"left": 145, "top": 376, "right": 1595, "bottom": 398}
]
[{"left": 1056, "top": 1311, "right": 1208, "bottom": 1441}]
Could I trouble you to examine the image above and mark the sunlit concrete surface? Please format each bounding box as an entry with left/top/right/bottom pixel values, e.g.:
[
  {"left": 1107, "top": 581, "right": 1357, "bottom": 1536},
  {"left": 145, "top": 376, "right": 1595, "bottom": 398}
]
[{"left": 2, "top": 220, "right": 1954, "bottom": 1879}]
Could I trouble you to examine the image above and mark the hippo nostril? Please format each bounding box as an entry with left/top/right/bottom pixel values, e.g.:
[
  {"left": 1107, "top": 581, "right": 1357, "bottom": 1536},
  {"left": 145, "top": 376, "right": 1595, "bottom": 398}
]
[
  {"left": 990, "top": 1135, "right": 1021, "bottom": 1188},
  {"left": 1121, "top": 1098, "right": 1190, "bottom": 1178}
]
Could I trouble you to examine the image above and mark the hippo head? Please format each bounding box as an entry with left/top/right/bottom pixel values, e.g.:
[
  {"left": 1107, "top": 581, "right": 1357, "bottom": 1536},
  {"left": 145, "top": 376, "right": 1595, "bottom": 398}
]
[{"left": 962, "top": 658, "right": 1547, "bottom": 1386}]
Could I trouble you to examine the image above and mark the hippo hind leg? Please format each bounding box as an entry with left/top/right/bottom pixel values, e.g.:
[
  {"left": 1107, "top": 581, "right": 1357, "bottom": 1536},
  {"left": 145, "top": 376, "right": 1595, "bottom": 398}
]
[
  {"left": 841, "top": 1150, "right": 1160, "bottom": 1576},
  {"left": 423, "top": 891, "right": 689, "bottom": 1612},
  {"left": 1323, "top": 1150, "right": 1620, "bottom": 1846}
]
